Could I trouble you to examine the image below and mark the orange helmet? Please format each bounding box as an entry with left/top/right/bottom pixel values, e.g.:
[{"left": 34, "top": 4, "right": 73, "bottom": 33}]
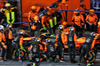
[
  {"left": 90, "top": 9, "right": 95, "bottom": 14},
  {"left": 62, "top": 0, "right": 66, "bottom": 3},
  {"left": 47, "top": 11, "right": 51, "bottom": 15},
  {"left": 31, "top": 25, "right": 36, "bottom": 30},
  {"left": 90, "top": 9, "right": 94, "bottom": 12},
  {"left": 74, "top": 9, "right": 79, "bottom": 14},
  {"left": 31, "top": 6, "right": 36, "bottom": 10},
  {"left": 62, "top": 22, "right": 67, "bottom": 25},
  {"left": 21, "top": 30, "right": 25, "bottom": 34},
  {"left": 5, "top": 3, "right": 11, "bottom": 7}
]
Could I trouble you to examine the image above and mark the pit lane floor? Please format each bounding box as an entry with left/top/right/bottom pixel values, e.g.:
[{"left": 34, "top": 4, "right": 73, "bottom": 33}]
[{"left": 0, "top": 55, "right": 100, "bottom": 66}]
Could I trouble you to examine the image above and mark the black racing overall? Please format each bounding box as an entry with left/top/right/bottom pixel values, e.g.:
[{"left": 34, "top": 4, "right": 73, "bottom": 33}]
[
  {"left": 67, "top": 33, "right": 76, "bottom": 62},
  {"left": 56, "top": 31, "right": 64, "bottom": 60}
]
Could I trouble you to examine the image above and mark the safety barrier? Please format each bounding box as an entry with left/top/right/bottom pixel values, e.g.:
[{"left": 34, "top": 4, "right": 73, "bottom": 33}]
[
  {"left": 6, "top": 8, "right": 100, "bottom": 25},
  {"left": 4, "top": 21, "right": 34, "bottom": 25},
  {"left": 51, "top": 8, "right": 100, "bottom": 13}
]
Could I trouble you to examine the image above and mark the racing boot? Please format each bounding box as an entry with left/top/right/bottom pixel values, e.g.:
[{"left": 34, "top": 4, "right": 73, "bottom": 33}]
[{"left": 55, "top": 55, "right": 60, "bottom": 63}]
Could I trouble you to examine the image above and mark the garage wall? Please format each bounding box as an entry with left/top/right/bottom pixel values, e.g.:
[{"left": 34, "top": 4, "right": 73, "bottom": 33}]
[
  {"left": 21, "top": 0, "right": 90, "bottom": 25},
  {"left": 21, "top": 0, "right": 58, "bottom": 23}
]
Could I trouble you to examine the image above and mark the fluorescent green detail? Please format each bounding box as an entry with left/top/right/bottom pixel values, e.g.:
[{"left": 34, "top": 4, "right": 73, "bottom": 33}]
[
  {"left": 20, "top": 46, "right": 24, "bottom": 50},
  {"left": 50, "top": 34, "right": 56, "bottom": 38},
  {"left": 7, "top": 12, "right": 15, "bottom": 24},
  {"left": 54, "top": 17, "right": 57, "bottom": 25},
  {"left": 49, "top": 19, "right": 53, "bottom": 28},
  {"left": 33, "top": 63, "right": 36, "bottom": 66},
  {"left": 43, "top": 26, "right": 47, "bottom": 30}
]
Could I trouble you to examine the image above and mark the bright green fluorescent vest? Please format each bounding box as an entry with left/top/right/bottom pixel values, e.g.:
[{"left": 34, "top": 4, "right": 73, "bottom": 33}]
[{"left": 7, "top": 12, "right": 15, "bottom": 24}]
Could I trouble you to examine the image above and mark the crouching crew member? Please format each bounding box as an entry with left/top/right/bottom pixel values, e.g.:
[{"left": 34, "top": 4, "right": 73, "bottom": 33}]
[
  {"left": 11, "top": 30, "right": 26, "bottom": 62},
  {"left": 28, "top": 38, "right": 44, "bottom": 62},
  {"left": 79, "top": 32, "right": 95, "bottom": 64},
  {"left": 45, "top": 38, "right": 58, "bottom": 62}
]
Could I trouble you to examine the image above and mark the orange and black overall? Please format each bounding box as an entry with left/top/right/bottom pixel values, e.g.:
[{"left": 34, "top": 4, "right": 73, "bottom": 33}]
[
  {"left": 64, "top": 32, "right": 77, "bottom": 63},
  {"left": 5, "top": 28, "right": 15, "bottom": 59},
  {"left": 28, "top": 40, "right": 43, "bottom": 62},
  {"left": 28, "top": 11, "right": 38, "bottom": 36},
  {"left": 56, "top": 31, "right": 64, "bottom": 60},
  {"left": 72, "top": 14, "right": 84, "bottom": 37}
]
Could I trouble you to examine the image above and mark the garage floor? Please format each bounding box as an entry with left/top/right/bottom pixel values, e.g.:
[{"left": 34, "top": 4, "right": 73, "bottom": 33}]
[{"left": 0, "top": 55, "right": 100, "bottom": 66}]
